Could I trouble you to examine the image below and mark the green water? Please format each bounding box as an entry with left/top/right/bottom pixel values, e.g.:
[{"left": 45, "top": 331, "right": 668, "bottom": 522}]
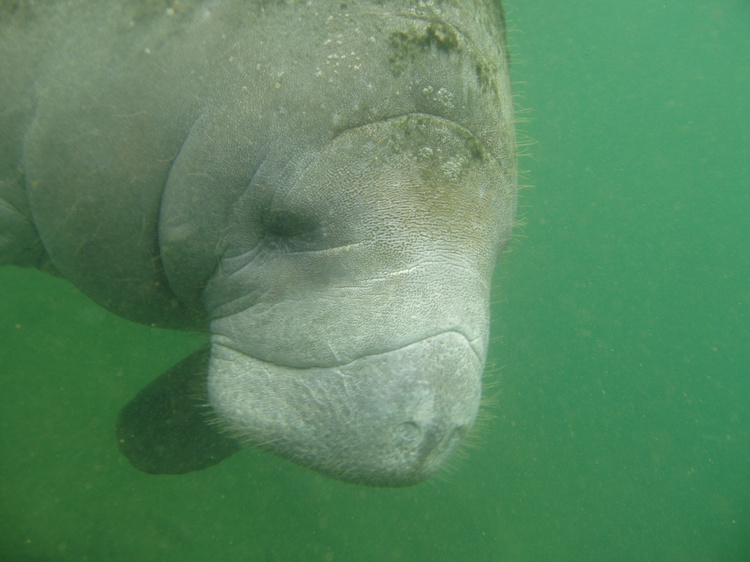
[{"left": 1, "top": 0, "right": 749, "bottom": 560}]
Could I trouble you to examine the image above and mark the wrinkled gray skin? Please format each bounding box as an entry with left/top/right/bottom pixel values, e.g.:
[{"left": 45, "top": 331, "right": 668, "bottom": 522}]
[{"left": 0, "top": 0, "right": 516, "bottom": 486}]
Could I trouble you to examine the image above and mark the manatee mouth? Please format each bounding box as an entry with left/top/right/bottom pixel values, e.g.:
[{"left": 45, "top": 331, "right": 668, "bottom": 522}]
[{"left": 207, "top": 331, "right": 483, "bottom": 486}]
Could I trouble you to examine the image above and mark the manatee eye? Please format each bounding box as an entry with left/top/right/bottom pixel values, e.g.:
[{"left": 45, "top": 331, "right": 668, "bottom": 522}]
[{"left": 261, "top": 210, "right": 318, "bottom": 243}]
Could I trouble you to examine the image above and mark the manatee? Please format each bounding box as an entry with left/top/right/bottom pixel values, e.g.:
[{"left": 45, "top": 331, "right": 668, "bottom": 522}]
[{"left": 0, "top": 0, "right": 517, "bottom": 486}]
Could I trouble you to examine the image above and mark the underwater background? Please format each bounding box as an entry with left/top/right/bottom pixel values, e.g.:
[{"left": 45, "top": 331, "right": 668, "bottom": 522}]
[{"left": 1, "top": 0, "right": 748, "bottom": 560}]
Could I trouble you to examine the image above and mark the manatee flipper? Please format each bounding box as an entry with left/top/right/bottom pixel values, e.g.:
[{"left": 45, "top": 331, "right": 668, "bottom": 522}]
[{"left": 116, "top": 346, "right": 241, "bottom": 474}]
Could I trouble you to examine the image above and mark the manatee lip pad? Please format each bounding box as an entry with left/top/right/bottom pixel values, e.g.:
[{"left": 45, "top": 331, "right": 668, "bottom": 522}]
[{"left": 208, "top": 331, "right": 482, "bottom": 487}]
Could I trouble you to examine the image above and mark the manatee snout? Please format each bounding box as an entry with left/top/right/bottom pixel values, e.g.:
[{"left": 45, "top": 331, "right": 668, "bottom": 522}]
[{"left": 208, "top": 331, "right": 482, "bottom": 486}]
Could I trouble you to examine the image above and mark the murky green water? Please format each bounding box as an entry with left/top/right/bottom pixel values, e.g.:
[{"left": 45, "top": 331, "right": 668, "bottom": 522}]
[{"left": 2, "top": 1, "right": 749, "bottom": 560}]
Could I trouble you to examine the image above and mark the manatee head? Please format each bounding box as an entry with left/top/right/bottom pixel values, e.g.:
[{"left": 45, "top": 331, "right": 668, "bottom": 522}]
[{"left": 201, "top": 115, "right": 516, "bottom": 486}]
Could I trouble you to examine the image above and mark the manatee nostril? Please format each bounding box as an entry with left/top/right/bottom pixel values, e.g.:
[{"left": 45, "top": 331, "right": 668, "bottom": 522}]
[
  {"left": 446, "top": 425, "right": 468, "bottom": 450},
  {"left": 393, "top": 421, "right": 422, "bottom": 449},
  {"left": 393, "top": 422, "right": 469, "bottom": 458}
]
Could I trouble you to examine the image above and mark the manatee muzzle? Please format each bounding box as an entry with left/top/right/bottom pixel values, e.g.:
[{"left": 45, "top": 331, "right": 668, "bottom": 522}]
[{"left": 208, "top": 330, "right": 482, "bottom": 486}]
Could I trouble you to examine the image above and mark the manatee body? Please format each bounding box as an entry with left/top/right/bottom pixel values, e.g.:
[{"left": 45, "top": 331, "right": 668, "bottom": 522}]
[{"left": 0, "top": 0, "right": 517, "bottom": 486}]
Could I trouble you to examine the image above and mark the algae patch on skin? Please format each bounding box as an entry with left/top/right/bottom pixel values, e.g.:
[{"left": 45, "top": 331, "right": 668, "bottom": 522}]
[
  {"left": 387, "top": 21, "right": 460, "bottom": 76},
  {"left": 387, "top": 18, "right": 498, "bottom": 96}
]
